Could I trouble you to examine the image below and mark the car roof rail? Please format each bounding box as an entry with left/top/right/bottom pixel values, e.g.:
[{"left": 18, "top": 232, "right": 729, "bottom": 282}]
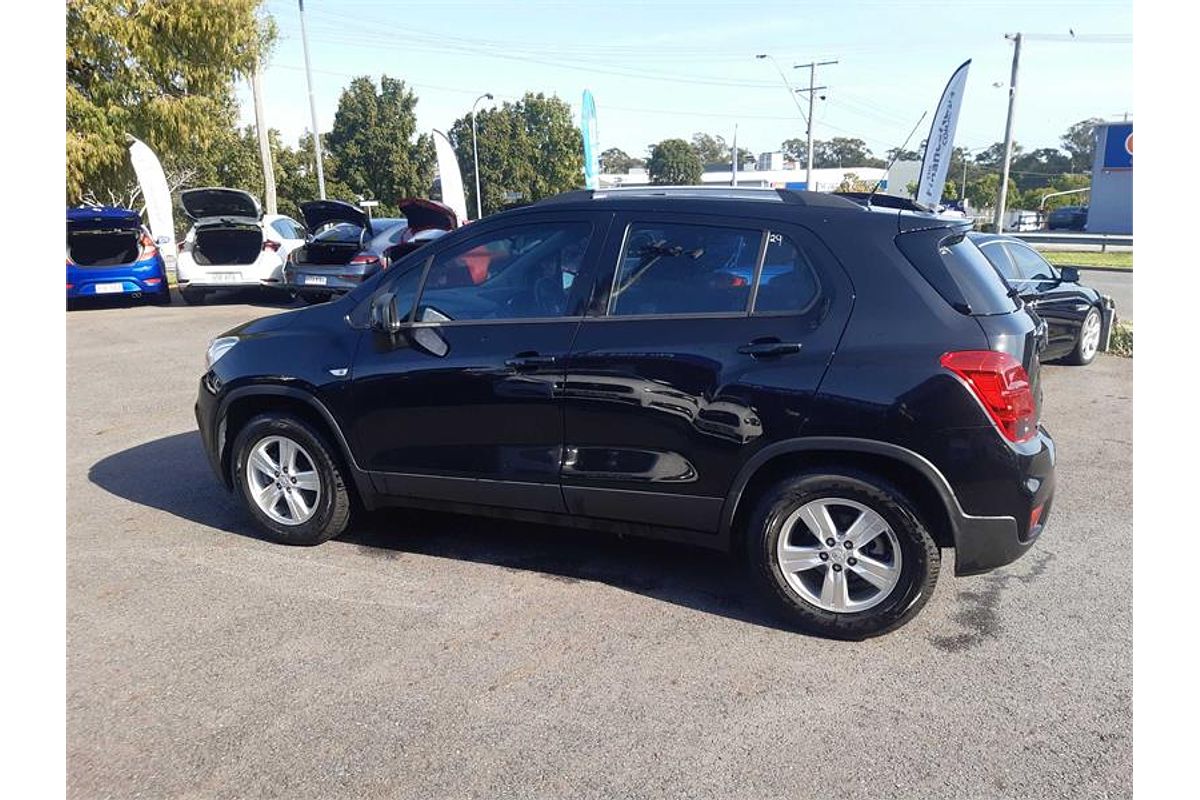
[{"left": 533, "top": 185, "right": 863, "bottom": 209}]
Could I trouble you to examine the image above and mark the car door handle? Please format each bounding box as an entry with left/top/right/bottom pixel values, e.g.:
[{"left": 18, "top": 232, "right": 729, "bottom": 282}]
[
  {"left": 505, "top": 353, "right": 558, "bottom": 370},
  {"left": 737, "top": 340, "right": 803, "bottom": 358}
]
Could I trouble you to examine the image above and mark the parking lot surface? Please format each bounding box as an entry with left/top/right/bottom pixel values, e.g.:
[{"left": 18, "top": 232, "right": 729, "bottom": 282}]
[{"left": 68, "top": 296, "right": 1132, "bottom": 799}]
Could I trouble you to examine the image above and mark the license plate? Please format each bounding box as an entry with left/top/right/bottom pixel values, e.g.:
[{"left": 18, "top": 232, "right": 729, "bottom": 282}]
[
  {"left": 304, "top": 275, "right": 328, "bottom": 286},
  {"left": 95, "top": 283, "right": 125, "bottom": 294},
  {"left": 211, "top": 272, "right": 242, "bottom": 283}
]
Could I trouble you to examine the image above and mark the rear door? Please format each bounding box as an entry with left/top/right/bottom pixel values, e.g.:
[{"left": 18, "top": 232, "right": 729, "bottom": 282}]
[
  {"left": 559, "top": 212, "right": 854, "bottom": 534},
  {"left": 347, "top": 211, "right": 610, "bottom": 513}
]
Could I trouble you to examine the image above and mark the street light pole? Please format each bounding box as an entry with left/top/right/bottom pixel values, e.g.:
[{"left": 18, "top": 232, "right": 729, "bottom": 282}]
[
  {"left": 471, "top": 93, "right": 493, "bottom": 220},
  {"left": 794, "top": 60, "right": 837, "bottom": 192},
  {"left": 994, "top": 33, "right": 1022, "bottom": 233},
  {"left": 298, "top": 0, "right": 326, "bottom": 199}
]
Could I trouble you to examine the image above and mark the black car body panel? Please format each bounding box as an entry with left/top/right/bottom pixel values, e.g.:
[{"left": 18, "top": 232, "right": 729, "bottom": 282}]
[{"left": 198, "top": 189, "right": 1055, "bottom": 577}]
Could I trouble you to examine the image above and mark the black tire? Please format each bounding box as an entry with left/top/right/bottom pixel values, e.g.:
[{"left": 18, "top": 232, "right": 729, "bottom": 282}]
[
  {"left": 744, "top": 469, "right": 940, "bottom": 639},
  {"left": 231, "top": 414, "right": 352, "bottom": 546},
  {"left": 1063, "top": 305, "right": 1102, "bottom": 366},
  {"left": 300, "top": 291, "right": 333, "bottom": 305},
  {"left": 180, "top": 288, "right": 206, "bottom": 306}
]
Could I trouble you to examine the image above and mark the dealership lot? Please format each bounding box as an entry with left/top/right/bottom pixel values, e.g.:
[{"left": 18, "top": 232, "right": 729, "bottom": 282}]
[{"left": 68, "top": 298, "right": 1131, "bottom": 799}]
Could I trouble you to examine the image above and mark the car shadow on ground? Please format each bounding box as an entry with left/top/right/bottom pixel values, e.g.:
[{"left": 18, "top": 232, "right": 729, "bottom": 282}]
[{"left": 89, "top": 431, "right": 793, "bottom": 633}]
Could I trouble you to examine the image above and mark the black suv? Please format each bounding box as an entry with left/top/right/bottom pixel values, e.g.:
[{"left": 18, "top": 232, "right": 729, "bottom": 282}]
[{"left": 196, "top": 187, "right": 1055, "bottom": 638}]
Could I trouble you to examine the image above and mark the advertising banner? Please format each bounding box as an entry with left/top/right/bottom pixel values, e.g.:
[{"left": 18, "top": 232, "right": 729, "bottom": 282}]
[{"left": 916, "top": 60, "right": 971, "bottom": 208}]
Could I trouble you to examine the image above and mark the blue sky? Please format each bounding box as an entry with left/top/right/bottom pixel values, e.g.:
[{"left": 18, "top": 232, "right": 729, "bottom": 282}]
[{"left": 237, "top": 0, "right": 1132, "bottom": 162}]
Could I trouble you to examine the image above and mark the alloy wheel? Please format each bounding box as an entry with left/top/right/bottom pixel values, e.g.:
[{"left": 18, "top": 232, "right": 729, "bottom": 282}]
[
  {"left": 1080, "top": 309, "right": 1102, "bottom": 361},
  {"left": 775, "top": 498, "right": 903, "bottom": 613},
  {"left": 246, "top": 435, "right": 322, "bottom": 526}
]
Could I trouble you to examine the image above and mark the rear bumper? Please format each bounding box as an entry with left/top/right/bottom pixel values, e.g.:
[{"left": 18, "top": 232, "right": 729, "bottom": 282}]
[
  {"left": 176, "top": 251, "right": 284, "bottom": 289},
  {"left": 67, "top": 259, "right": 167, "bottom": 298},
  {"left": 951, "top": 426, "right": 1055, "bottom": 576},
  {"left": 282, "top": 266, "right": 369, "bottom": 294}
]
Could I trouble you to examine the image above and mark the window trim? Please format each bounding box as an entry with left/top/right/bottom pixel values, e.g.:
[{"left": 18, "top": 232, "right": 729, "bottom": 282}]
[
  {"left": 603, "top": 220, "right": 768, "bottom": 320},
  {"left": 749, "top": 228, "right": 823, "bottom": 317}
]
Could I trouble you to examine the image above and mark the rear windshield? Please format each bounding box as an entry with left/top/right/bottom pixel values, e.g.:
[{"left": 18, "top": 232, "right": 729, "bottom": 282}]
[
  {"left": 313, "top": 222, "right": 364, "bottom": 244},
  {"left": 895, "top": 229, "right": 1018, "bottom": 315}
]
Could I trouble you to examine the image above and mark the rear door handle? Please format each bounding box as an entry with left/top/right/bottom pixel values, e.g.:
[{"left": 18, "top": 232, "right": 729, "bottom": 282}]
[
  {"left": 505, "top": 353, "right": 558, "bottom": 370},
  {"left": 737, "top": 340, "right": 803, "bottom": 358}
]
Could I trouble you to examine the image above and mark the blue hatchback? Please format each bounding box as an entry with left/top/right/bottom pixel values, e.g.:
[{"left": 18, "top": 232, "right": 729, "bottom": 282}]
[{"left": 67, "top": 206, "right": 170, "bottom": 305}]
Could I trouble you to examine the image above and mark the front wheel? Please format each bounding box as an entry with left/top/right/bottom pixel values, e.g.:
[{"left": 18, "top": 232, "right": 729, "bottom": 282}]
[
  {"left": 231, "top": 414, "right": 352, "bottom": 545},
  {"left": 745, "top": 470, "right": 940, "bottom": 639},
  {"left": 1064, "top": 306, "right": 1102, "bottom": 366}
]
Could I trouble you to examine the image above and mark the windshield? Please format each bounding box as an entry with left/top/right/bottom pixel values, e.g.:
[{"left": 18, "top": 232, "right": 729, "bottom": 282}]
[{"left": 896, "top": 229, "right": 1019, "bottom": 315}]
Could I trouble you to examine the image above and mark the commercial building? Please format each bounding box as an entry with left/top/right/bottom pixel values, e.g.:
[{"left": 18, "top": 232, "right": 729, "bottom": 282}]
[
  {"left": 599, "top": 152, "right": 886, "bottom": 192},
  {"left": 1087, "top": 121, "right": 1132, "bottom": 234}
]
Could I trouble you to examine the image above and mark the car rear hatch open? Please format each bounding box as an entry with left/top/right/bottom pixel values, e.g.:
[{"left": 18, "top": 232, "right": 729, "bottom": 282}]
[
  {"left": 296, "top": 201, "right": 372, "bottom": 266},
  {"left": 67, "top": 206, "right": 143, "bottom": 267},
  {"left": 181, "top": 188, "right": 264, "bottom": 266},
  {"left": 387, "top": 198, "right": 458, "bottom": 258}
]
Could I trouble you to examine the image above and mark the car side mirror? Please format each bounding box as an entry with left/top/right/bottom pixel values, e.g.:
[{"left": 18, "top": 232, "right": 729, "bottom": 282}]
[
  {"left": 1059, "top": 266, "right": 1080, "bottom": 283},
  {"left": 369, "top": 292, "right": 402, "bottom": 334}
]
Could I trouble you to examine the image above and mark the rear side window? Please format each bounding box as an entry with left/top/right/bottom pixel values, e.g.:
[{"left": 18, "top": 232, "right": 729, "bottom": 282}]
[
  {"left": 977, "top": 242, "right": 1020, "bottom": 281},
  {"left": 754, "top": 232, "right": 821, "bottom": 314},
  {"left": 609, "top": 222, "right": 761, "bottom": 316},
  {"left": 895, "top": 230, "right": 1018, "bottom": 315}
]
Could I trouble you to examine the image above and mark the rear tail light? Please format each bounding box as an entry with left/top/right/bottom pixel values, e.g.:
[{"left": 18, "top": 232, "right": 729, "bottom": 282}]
[
  {"left": 138, "top": 233, "right": 158, "bottom": 261},
  {"left": 939, "top": 350, "right": 1036, "bottom": 443},
  {"left": 349, "top": 254, "right": 380, "bottom": 267},
  {"left": 66, "top": 283, "right": 74, "bottom": 289},
  {"left": 144, "top": 277, "right": 162, "bottom": 286},
  {"left": 262, "top": 239, "right": 281, "bottom": 252}
]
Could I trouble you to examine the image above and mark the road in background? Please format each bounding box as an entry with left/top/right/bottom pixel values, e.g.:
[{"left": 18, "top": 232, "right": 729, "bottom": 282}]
[
  {"left": 1081, "top": 269, "right": 1133, "bottom": 322},
  {"left": 67, "top": 299, "right": 1131, "bottom": 799}
]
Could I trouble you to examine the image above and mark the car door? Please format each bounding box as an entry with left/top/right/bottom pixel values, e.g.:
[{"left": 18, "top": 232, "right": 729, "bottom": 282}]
[
  {"left": 347, "top": 211, "right": 610, "bottom": 513},
  {"left": 559, "top": 212, "right": 854, "bottom": 535},
  {"left": 1004, "top": 241, "right": 1088, "bottom": 357}
]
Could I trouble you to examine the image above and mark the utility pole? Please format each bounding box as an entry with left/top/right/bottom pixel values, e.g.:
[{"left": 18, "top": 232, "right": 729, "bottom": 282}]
[
  {"left": 298, "top": 0, "right": 326, "bottom": 199},
  {"left": 795, "top": 60, "right": 837, "bottom": 191},
  {"left": 250, "top": 62, "right": 277, "bottom": 214},
  {"left": 994, "top": 33, "right": 1022, "bottom": 233},
  {"left": 731, "top": 123, "right": 738, "bottom": 186}
]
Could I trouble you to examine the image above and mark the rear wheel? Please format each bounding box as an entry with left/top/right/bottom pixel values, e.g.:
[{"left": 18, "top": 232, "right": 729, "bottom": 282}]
[
  {"left": 745, "top": 469, "right": 940, "bottom": 639},
  {"left": 300, "top": 291, "right": 333, "bottom": 305},
  {"left": 180, "top": 288, "right": 206, "bottom": 305},
  {"left": 1064, "top": 306, "right": 1102, "bottom": 365},
  {"left": 231, "top": 414, "right": 352, "bottom": 545}
]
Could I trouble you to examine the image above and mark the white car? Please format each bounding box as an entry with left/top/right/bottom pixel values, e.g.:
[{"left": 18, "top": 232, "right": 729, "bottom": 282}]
[{"left": 175, "top": 188, "right": 307, "bottom": 304}]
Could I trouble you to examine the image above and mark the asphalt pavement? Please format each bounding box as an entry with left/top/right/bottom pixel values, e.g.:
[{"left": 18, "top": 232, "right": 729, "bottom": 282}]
[
  {"left": 67, "top": 294, "right": 1132, "bottom": 799},
  {"left": 1079, "top": 269, "right": 1133, "bottom": 323}
]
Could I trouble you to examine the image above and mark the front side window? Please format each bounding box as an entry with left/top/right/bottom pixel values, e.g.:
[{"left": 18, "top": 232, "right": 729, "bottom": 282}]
[
  {"left": 416, "top": 222, "right": 592, "bottom": 322},
  {"left": 609, "top": 222, "right": 761, "bottom": 316},
  {"left": 753, "top": 232, "right": 821, "bottom": 314},
  {"left": 1006, "top": 243, "right": 1056, "bottom": 281},
  {"left": 270, "top": 219, "right": 295, "bottom": 239}
]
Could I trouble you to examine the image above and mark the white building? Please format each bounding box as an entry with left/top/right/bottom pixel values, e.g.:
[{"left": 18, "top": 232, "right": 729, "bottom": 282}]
[{"left": 599, "top": 152, "right": 888, "bottom": 193}]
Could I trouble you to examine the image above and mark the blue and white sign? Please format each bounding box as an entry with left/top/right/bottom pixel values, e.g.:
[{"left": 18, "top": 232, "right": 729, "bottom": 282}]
[
  {"left": 1103, "top": 123, "right": 1132, "bottom": 170},
  {"left": 916, "top": 60, "right": 971, "bottom": 208}
]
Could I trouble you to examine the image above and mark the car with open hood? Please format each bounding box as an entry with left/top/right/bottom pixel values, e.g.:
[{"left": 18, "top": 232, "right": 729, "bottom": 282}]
[
  {"left": 175, "top": 188, "right": 307, "bottom": 305},
  {"left": 284, "top": 198, "right": 458, "bottom": 304},
  {"left": 67, "top": 205, "right": 170, "bottom": 306}
]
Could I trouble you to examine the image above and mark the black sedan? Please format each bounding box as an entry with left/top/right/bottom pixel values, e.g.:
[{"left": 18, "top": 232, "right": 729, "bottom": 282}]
[{"left": 969, "top": 232, "right": 1115, "bottom": 366}]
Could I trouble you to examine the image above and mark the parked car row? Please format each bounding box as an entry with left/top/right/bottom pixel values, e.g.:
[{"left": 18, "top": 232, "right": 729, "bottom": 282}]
[{"left": 66, "top": 188, "right": 459, "bottom": 308}]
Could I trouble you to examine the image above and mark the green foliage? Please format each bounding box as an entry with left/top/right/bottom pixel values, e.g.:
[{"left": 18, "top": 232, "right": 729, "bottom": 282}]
[
  {"left": 813, "top": 138, "right": 885, "bottom": 168},
  {"left": 1061, "top": 117, "right": 1105, "bottom": 172},
  {"left": 965, "top": 172, "right": 1017, "bottom": 210},
  {"left": 690, "top": 132, "right": 729, "bottom": 165},
  {"left": 647, "top": 139, "right": 703, "bottom": 185},
  {"left": 66, "top": 0, "right": 273, "bottom": 203},
  {"left": 600, "top": 147, "right": 644, "bottom": 173},
  {"left": 781, "top": 138, "right": 807, "bottom": 163},
  {"left": 448, "top": 92, "right": 583, "bottom": 217},
  {"left": 1109, "top": 321, "right": 1133, "bottom": 357},
  {"left": 325, "top": 76, "right": 435, "bottom": 215}
]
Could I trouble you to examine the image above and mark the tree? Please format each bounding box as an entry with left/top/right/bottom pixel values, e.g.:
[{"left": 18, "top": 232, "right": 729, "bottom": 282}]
[
  {"left": 647, "top": 139, "right": 703, "bottom": 185},
  {"left": 690, "top": 132, "right": 729, "bottom": 165},
  {"left": 973, "top": 141, "right": 1021, "bottom": 171},
  {"left": 325, "top": 76, "right": 435, "bottom": 215},
  {"left": 965, "top": 172, "right": 1017, "bottom": 210},
  {"left": 886, "top": 147, "right": 923, "bottom": 163},
  {"left": 1031, "top": 173, "right": 1092, "bottom": 211},
  {"left": 1061, "top": 118, "right": 1105, "bottom": 172},
  {"left": 813, "top": 138, "right": 884, "bottom": 168},
  {"left": 781, "top": 138, "right": 807, "bottom": 163},
  {"left": 733, "top": 148, "right": 756, "bottom": 169},
  {"left": 448, "top": 92, "right": 583, "bottom": 217},
  {"left": 600, "top": 147, "right": 644, "bottom": 174},
  {"left": 1011, "top": 147, "right": 1074, "bottom": 191},
  {"left": 66, "top": 0, "right": 273, "bottom": 203}
]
